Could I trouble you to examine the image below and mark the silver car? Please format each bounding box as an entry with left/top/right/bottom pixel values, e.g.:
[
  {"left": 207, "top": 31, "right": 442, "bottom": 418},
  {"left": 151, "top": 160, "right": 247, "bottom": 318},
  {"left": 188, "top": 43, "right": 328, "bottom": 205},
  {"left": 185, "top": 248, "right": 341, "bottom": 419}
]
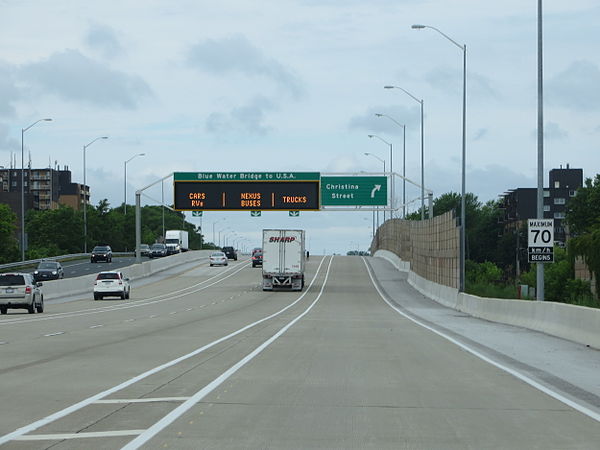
[
  {"left": 0, "top": 273, "right": 44, "bottom": 314},
  {"left": 209, "top": 251, "right": 228, "bottom": 266}
]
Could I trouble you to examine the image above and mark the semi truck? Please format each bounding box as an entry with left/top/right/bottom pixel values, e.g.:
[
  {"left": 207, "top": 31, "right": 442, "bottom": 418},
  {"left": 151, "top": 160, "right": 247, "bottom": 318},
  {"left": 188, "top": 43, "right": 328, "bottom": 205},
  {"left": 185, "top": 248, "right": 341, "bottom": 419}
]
[
  {"left": 262, "top": 229, "right": 306, "bottom": 291},
  {"left": 165, "top": 230, "right": 189, "bottom": 254}
]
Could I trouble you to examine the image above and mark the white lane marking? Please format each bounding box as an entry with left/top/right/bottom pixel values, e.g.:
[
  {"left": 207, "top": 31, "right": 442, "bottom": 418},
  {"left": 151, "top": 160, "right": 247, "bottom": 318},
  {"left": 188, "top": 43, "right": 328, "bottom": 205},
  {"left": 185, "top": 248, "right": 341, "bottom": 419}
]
[
  {"left": 169, "top": 311, "right": 177, "bottom": 315},
  {"left": 89, "top": 325, "right": 103, "bottom": 329},
  {"left": 0, "top": 341, "right": 7, "bottom": 345},
  {"left": 43, "top": 332, "right": 65, "bottom": 337},
  {"left": 15, "top": 430, "right": 145, "bottom": 440},
  {"left": 149, "top": 315, "right": 157, "bottom": 319},
  {"left": 124, "top": 319, "right": 135, "bottom": 323},
  {"left": 94, "top": 397, "right": 189, "bottom": 404},
  {"left": 185, "top": 308, "right": 193, "bottom": 312},
  {"left": 361, "top": 257, "right": 600, "bottom": 423},
  {"left": 0, "top": 257, "right": 328, "bottom": 445},
  {"left": 0, "top": 261, "right": 249, "bottom": 327},
  {"left": 123, "top": 256, "right": 335, "bottom": 449}
]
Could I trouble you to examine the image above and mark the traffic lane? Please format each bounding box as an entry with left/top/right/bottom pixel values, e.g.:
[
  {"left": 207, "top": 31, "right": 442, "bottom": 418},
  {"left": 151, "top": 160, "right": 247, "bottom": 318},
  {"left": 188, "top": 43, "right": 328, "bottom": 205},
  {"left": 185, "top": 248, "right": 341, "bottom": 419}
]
[
  {"left": 366, "top": 256, "right": 600, "bottom": 416},
  {"left": 0, "top": 257, "right": 326, "bottom": 439},
  {"left": 147, "top": 255, "right": 600, "bottom": 449},
  {"left": 60, "top": 256, "right": 146, "bottom": 278}
]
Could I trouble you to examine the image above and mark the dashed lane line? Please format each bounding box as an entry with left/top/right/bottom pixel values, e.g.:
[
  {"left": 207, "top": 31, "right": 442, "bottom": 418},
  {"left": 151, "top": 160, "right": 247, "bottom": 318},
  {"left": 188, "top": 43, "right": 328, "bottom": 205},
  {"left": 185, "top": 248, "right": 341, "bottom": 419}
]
[{"left": 0, "top": 256, "right": 329, "bottom": 445}]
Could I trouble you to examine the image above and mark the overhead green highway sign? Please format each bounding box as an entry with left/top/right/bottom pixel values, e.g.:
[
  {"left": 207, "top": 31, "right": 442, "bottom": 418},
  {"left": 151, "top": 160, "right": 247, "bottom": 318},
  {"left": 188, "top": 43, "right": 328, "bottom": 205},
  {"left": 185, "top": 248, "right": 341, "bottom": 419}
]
[{"left": 321, "top": 176, "right": 387, "bottom": 206}]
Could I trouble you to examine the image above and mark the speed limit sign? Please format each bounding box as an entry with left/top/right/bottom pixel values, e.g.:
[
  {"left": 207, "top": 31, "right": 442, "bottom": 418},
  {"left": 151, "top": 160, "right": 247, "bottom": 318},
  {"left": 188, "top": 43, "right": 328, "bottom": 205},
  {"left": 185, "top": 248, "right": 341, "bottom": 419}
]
[{"left": 527, "top": 219, "right": 554, "bottom": 263}]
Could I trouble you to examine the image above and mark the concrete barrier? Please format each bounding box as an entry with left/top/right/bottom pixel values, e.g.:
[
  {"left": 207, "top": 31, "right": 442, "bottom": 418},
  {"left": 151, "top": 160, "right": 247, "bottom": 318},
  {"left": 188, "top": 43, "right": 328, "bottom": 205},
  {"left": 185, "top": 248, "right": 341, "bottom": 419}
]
[
  {"left": 41, "top": 250, "right": 213, "bottom": 300},
  {"left": 374, "top": 250, "right": 600, "bottom": 350}
]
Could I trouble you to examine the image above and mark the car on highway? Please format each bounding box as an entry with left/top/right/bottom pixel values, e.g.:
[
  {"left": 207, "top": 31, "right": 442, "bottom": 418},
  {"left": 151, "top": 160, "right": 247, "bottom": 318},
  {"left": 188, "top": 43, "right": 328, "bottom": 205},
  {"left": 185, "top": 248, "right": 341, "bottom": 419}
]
[
  {"left": 149, "top": 243, "right": 168, "bottom": 258},
  {"left": 139, "top": 244, "right": 151, "bottom": 257},
  {"left": 33, "top": 260, "right": 64, "bottom": 281},
  {"left": 91, "top": 245, "right": 113, "bottom": 263},
  {"left": 0, "top": 273, "right": 44, "bottom": 314},
  {"left": 93, "top": 271, "right": 130, "bottom": 300},
  {"left": 252, "top": 251, "right": 263, "bottom": 267},
  {"left": 222, "top": 246, "right": 238, "bottom": 260},
  {"left": 209, "top": 251, "right": 228, "bottom": 266},
  {"left": 252, "top": 247, "right": 262, "bottom": 256}
]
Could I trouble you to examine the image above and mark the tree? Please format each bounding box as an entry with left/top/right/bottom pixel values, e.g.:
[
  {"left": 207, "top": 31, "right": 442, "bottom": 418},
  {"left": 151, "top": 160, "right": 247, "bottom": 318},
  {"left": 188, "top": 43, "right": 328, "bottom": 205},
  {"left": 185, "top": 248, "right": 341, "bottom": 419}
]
[
  {"left": 0, "top": 204, "right": 19, "bottom": 263},
  {"left": 566, "top": 174, "right": 600, "bottom": 285},
  {"left": 26, "top": 205, "right": 83, "bottom": 255}
]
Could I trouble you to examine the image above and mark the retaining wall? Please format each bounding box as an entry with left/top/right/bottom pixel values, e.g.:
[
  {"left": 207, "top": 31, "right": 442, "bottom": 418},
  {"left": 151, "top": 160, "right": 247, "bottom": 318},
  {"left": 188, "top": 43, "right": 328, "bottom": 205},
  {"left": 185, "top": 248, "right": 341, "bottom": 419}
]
[{"left": 371, "top": 211, "right": 459, "bottom": 288}]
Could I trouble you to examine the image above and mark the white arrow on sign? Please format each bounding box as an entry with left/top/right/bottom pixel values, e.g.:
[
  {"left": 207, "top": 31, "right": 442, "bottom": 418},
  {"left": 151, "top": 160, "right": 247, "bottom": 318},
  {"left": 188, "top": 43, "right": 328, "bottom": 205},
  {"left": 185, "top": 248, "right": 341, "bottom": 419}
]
[{"left": 370, "top": 185, "right": 381, "bottom": 198}]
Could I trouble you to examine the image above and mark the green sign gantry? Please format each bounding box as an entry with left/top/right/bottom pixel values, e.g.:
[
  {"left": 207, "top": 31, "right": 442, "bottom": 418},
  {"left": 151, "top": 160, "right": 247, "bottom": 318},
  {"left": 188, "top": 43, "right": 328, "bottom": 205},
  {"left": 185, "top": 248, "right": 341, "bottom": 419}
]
[{"left": 321, "top": 176, "right": 387, "bottom": 206}]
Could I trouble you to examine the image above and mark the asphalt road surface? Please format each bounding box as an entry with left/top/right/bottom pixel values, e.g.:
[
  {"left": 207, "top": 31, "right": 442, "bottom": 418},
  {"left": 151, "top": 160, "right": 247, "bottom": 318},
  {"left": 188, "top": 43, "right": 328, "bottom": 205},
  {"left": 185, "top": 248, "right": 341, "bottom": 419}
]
[{"left": 0, "top": 256, "right": 598, "bottom": 449}]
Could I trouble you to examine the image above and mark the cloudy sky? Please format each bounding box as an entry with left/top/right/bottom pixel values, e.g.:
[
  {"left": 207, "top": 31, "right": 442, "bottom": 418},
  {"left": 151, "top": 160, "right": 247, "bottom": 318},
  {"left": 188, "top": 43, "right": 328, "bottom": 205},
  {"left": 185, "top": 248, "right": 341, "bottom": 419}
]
[{"left": 1, "top": 0, "right": 599, "bottom": 254}]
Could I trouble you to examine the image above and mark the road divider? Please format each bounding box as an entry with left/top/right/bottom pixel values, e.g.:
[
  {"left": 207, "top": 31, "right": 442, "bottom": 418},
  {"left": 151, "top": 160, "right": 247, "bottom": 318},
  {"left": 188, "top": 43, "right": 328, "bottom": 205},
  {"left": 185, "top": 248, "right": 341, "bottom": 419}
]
[{"left": 40, "top": 250, "right": 213, "bottom": 301}]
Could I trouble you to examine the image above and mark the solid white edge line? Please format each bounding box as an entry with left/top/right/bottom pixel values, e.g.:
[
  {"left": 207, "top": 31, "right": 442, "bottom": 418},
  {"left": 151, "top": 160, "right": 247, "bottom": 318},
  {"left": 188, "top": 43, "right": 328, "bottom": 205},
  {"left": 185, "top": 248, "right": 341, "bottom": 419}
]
[
  {"left": 122, "top": 256, "right": 335, "bottom": 450},
  {"left": 0, "top": 256, "right": 329, "bottom": 446},
  {"left": 361, "top": 257, "right": 600, "bottom": 423}
]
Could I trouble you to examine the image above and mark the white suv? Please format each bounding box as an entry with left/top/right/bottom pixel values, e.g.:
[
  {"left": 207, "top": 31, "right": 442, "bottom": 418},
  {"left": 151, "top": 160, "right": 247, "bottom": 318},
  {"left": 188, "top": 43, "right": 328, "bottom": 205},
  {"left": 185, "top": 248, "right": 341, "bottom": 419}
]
[
  {"left": 0, "top": 273, "right": 44, "bottom": 314},
  {"left": 93, "top": 271, "right": 130, "bottom": 300}
]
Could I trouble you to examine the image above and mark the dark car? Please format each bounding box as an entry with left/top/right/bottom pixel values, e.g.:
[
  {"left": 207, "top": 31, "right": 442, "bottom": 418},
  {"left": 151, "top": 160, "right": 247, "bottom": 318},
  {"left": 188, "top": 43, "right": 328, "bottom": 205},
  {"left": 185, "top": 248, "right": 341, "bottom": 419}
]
[
  {"left": 33, "top": 260, "right": 64, "bottom": 281},
  {"left": 91, "top": 245, "right": 112, "bottom": 263},
  {"left": 149, "top": 243, "right": 168, "bottom": 258},
  {"left": 222, "top": 246, "right": 238, "bottom": 260},
  {"left": 251, "top": 251, "right": 263, "bottom": 267}
]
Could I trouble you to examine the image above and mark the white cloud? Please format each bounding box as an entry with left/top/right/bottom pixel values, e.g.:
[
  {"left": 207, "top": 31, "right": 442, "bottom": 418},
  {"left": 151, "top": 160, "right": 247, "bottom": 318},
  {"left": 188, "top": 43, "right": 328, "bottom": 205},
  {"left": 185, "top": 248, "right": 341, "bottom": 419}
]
[
  {"left": 19, "top": 49, "right": 152, "bottom": 109},
  {"left": 187, "top": 35, "right": 305, "bottom": 99},
  {"left": 85, "top": 23, "right": 124, "bottom": 59},
  {"left": 547, "top": 60, "right": 600, "bottom": 111}
]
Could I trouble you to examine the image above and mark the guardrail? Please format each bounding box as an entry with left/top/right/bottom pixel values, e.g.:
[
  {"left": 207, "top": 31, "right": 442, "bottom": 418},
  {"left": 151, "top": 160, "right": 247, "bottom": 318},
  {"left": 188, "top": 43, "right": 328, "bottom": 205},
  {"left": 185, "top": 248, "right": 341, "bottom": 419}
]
[{"left": 0, "top": 252, "right": 135, "bottom": 272}]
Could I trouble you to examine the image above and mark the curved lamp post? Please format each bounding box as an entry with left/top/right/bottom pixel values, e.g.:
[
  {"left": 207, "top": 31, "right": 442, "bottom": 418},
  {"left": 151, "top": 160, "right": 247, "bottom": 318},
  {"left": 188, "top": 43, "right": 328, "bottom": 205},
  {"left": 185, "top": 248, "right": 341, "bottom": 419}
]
[
  {"left": 83, "top": 136, "right": 108, "bottom": 253},
  {"left": 124, "top": 153, "right": 145, "bottom": 215},
  {"left": 364, "top": 150, "right": 385, "bottom": 227},
  {"left": 367, "top": 135, "right": 392, "bottom": 222},
  {"left": 412, "top": 23, "right": 467, "bottom": 292},
  {"left": 375, "top": 113, "right": 406, "bottom": 218},
  {"left": 384, "top": 86, "right": 425, "bottom": 220},
  {"left": 21, "top": 118, "right": 52, "bottom": 261}
]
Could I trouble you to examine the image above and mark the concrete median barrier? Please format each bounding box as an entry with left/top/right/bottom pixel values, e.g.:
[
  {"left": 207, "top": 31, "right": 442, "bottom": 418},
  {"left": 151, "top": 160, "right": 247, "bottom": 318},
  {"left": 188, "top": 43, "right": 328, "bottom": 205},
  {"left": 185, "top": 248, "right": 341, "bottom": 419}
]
[
  {"left": 41, "top": 250, "right": 213, "bottom": 301},
  {"left": 374, "top": 250, "right": 600, "bottom": 350}
]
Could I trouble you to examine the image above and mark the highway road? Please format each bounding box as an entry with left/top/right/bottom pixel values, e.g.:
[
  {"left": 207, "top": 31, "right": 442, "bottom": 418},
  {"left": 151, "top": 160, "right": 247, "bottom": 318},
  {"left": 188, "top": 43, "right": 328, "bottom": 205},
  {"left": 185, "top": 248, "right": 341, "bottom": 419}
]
[{"left": 0, "top": 256, "right": 598, "bottom": 449}]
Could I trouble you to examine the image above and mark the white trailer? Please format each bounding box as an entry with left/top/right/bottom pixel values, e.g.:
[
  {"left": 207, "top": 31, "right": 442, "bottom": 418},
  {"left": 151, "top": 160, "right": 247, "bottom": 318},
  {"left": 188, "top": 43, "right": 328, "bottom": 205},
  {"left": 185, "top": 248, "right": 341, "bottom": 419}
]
[
  {"left": 165, "top": 230, "right": 189, "bottom": 254},
  {"left": 262, "top": 229, "right": 306, "bottom": 291}
]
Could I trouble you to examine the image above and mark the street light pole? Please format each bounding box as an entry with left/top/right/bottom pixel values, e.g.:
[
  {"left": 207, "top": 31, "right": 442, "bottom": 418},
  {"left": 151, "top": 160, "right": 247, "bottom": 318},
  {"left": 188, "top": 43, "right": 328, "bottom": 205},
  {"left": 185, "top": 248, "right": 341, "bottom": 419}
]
[
  {"left": 364, "top": 151, "right": 386, "bottom": 227},
  {"left": 375, "top": 114, "right": 406, "bottom": 218},
  {"left": 367, "top": 134, "right": 392, "bottom": 222},
  {"left": 536, "top": 1, "right": 545, "bottom": 301},
  {"left": 83, "top": 136, "right": 108, "bottom": 253},
  {"left": 384, "top": 86, "right": 425, "bottom": 220},
  {"left": 412, "top": 23, "right": 467, "bottom": 292},
  {"left": 20, "top": 118, "right": 52, "bottom": 261},
  {"left": 124, "top": 153, "right": 145, "bottom": 215}
]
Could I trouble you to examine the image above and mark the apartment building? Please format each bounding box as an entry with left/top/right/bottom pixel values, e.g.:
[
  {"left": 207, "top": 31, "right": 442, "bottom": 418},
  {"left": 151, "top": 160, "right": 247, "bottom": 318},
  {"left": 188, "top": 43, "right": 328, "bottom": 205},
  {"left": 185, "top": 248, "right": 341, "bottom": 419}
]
[{"left": 499, "top": 165, "right": 583, "bottom": 245}]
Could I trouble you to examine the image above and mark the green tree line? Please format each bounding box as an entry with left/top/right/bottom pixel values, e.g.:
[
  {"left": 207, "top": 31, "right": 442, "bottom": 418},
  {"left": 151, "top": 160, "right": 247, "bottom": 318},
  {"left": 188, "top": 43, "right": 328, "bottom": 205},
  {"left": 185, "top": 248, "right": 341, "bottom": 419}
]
[{"left": 0, "top": 200, "right": 213, "bottom": 262}]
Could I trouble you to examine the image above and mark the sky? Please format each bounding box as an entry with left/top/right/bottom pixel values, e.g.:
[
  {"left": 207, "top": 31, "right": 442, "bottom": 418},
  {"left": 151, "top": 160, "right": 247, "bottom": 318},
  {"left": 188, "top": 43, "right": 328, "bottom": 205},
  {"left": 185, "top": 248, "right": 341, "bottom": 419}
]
[{"left": 1, "top": 0, "right": 599, "bottom": 254}]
